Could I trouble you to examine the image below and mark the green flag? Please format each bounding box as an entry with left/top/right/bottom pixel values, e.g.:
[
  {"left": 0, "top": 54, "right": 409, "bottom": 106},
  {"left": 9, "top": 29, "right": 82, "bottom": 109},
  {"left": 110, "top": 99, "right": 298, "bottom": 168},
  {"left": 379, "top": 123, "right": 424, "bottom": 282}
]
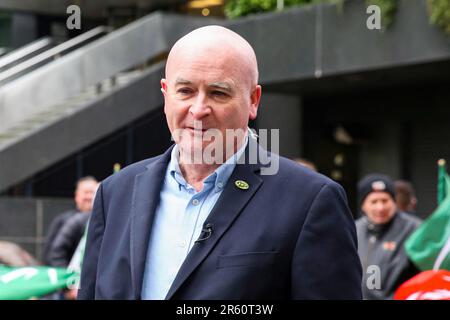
[
  {"left": 405, "top": 159, "right": 450, "bottom": 271},
  {"left": 0, "top": 265, "right": 78, "bottom": 300}
]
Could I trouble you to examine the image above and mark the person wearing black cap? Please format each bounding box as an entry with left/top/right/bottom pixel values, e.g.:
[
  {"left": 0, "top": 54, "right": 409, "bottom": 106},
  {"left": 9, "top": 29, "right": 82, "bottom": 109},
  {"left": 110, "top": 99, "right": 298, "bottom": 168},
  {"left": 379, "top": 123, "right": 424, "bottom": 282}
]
[{"left": 356, "top": 174, "right": 421, "bottom": 300}]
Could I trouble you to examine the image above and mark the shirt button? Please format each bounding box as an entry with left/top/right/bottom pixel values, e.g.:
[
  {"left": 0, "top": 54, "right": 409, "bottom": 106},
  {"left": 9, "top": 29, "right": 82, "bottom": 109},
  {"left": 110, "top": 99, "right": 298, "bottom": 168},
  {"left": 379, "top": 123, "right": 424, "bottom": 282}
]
[
  {"left": 179, "top": 241, "right": 186, "bottom": 248},
  {"left": 192, "top": 199, "right": 199, "bottom": 205},
  {"left": 217, "top": 182, "right": 223, "bottom": 188}
]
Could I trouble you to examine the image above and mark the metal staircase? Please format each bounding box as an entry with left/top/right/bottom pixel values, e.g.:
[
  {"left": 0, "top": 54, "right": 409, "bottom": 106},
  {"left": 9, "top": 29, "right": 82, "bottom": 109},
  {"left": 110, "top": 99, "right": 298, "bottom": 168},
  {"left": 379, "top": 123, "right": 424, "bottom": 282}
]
[{"left": 0, "top": 12, "right": 219, "bottom": 192}]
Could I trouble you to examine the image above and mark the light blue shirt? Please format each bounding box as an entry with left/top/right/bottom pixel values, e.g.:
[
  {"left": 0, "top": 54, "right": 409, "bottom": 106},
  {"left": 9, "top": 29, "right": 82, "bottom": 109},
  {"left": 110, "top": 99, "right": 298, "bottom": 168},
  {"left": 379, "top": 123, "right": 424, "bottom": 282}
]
[{"left": 141, "top": 136, "right": 248, "bottom": 300}]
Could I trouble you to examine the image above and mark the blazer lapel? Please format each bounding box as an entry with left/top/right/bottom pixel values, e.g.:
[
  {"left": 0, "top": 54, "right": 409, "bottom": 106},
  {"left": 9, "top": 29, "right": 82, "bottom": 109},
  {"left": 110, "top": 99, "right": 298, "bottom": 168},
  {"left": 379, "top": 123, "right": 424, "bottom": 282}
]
[
  {"left": 165, "top": 142, "right": 269, "bottom": 299},
  {"left": 130, "top": 146, "right": 173, "bottom": 299}
]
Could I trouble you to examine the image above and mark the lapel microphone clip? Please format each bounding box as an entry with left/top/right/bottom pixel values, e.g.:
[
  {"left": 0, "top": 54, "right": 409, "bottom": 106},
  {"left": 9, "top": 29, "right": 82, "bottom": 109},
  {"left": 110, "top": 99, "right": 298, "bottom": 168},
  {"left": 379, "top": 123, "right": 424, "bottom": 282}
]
[{"left": 195, "top": 223, "right": 214, "bottom": 243}]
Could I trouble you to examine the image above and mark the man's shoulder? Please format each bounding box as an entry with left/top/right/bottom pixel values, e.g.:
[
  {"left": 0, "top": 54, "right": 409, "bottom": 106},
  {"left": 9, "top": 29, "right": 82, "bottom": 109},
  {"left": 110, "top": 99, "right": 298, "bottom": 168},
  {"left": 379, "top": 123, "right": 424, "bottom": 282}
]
[
  {"left": 256, "top": 154, "right": 348, "bottom": 205},
  {"left": 66, "top": 212, "right": 90, "bottom": 225},
  {"left": 355, "top": 216, "right": 367, "bottom": 227},
  {"left": 50, "top": 210, "right": 77, "bottom": 226},
  {"left": 395, "top": 211, "right": 422, "bottom": 229},
  {"left": 275, "top": 155, "right": 342, "bottom": 191}
]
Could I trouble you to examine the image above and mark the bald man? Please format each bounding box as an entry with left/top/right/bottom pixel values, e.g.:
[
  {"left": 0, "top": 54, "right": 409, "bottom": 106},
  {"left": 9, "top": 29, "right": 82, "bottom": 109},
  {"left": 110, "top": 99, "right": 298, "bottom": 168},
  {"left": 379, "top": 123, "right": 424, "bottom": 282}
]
[{"left": 78, "top": 26, "right": 362, "bottom": 300}]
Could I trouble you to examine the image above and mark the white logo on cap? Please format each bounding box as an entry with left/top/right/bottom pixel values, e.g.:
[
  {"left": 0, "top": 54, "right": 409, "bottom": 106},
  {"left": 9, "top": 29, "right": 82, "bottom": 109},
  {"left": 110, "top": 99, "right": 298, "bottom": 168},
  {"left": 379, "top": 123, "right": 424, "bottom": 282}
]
[{"left": 372, "top": 181, "right": 386, "bottom": 191}]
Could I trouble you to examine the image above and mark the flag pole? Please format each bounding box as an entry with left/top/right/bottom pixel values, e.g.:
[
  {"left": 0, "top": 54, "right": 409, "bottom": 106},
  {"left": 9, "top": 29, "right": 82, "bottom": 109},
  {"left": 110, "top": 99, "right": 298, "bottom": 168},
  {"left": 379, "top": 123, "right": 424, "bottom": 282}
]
[
  {"left": 433, "top": 236, "right": 450, "bottom": 270},
  {"left": 433, "top": 158, "right": 450, "bottom": 270},
  {"left": 438, "top": 159, "right": 446, "bottom": 205}
]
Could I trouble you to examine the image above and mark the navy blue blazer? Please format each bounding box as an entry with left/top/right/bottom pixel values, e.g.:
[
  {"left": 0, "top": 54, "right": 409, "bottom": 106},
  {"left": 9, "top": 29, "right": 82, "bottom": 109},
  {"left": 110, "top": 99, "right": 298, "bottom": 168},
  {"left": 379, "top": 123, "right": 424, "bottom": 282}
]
[{"left": 78, "top": 142, "right": 362, "bottom": 299}]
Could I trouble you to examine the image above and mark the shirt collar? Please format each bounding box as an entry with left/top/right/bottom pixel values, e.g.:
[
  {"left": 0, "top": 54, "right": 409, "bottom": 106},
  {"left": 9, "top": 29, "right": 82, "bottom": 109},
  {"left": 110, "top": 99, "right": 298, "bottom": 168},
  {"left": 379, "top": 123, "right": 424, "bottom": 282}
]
[{"left": 168, "top": 132, "right": 249, "bottom": 193}]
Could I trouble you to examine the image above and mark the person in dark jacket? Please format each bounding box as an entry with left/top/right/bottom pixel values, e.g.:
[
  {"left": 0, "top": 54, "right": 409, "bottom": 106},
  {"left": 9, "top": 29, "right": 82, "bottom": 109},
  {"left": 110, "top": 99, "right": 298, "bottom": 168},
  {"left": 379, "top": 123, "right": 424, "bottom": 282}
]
[
  {"left": 48, "top": 212, "right": 91, "bottom": 267},
  {"left": 356, "top": 174, "right": 421, "bottom": 300},
  {"left": 43, "top": 176, "right": 98, "bottom": 265},
  {"left": 43, "top": 209, "right": 78, "bottom": 265}
]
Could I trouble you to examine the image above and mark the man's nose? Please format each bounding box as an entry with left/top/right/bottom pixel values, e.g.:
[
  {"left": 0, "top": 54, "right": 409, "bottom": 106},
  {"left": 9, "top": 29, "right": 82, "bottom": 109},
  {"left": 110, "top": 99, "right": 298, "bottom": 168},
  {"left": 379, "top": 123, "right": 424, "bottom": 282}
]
[
  {"left": 189, "top": 93, "right": 211, "bottom": 119},
  {"left": 375, "top": 202, "right": 385, "bottom": 211}
]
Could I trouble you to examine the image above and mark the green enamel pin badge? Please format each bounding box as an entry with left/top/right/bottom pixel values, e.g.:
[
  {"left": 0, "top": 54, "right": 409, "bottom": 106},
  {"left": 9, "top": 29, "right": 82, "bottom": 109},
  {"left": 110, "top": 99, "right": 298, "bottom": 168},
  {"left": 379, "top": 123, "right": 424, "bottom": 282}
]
[{"left": 235, "top": 180, "right": 249, "bottom": 190}]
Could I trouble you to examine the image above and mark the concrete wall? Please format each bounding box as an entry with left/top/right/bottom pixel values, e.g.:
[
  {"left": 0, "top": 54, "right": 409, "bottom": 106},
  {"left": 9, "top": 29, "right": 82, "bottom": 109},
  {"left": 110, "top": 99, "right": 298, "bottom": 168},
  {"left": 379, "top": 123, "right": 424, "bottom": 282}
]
[
  {"left": 359, "top": 122, "right": 402, "bottom": 179},
  {"left": 11, "top": 13, "right": 37, "bottom": 48},
  {"left": 229, "top": 0, "right": 450, "bottom": 86},
  {"left": 256, "top": 92, "right": 303, "bottom": 159}
]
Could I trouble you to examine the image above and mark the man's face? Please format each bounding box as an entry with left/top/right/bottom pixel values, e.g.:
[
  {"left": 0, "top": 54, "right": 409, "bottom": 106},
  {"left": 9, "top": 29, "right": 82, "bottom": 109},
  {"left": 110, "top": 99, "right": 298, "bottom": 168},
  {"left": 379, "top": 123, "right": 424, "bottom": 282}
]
[
  {"left": 161, "top": 49, "right": 261, "bottom": 162},
  {"left": 74, "top": 180, "right": 98, "bottom": 212},
  {"left": 362, "top": 191, "right": 397, "bottom": 225}
]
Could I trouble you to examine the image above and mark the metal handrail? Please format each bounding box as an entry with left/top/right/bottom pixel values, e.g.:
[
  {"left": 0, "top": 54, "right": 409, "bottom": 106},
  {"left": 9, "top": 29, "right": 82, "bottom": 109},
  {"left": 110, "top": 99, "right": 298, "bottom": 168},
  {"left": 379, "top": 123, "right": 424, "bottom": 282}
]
[
  {"left": 0, "top": 26, "right": 110, "bottom": 84},
  {"left": 0, "top": 48, "right": 8, "bottom": 56},
  {"left": 0, "top": 13, "right": 219, "bottom": 134},
  {"left": 0, "top": 37, "right": 53, "bottom": 71}
]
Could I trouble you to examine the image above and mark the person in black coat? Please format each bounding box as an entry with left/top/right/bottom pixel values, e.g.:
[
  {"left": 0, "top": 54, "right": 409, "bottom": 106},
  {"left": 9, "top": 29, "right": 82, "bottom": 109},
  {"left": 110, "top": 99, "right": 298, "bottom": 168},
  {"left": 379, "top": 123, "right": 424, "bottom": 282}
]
[
  {"left": 48, "top": 212, "right": 91, "bottom": 267},
  {"left": 44, "top": 176, "right": 98, "bottom": 266}
]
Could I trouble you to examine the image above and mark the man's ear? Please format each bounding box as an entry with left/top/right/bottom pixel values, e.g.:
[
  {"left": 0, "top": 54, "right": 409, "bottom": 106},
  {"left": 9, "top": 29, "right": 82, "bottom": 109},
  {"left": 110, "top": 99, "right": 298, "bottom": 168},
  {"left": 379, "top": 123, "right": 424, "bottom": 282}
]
[
  {"left": 249, "top": 85, "right": 262, "bottom": 120},
  {"left": 161, "top": 78, "right": 168, "bottom": 95},
  {"left": 161, "top": 79, "right": 168, "bottom": 114},
  {"left": 411, "top": 197, "right": 418, "bottom": 209}
]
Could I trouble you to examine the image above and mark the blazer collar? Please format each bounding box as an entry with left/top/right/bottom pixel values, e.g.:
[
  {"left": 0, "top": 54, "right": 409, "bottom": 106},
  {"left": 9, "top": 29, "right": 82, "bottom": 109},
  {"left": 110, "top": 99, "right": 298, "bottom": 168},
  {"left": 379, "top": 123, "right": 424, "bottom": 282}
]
[{"left": 130, "top": 145, "right": 174, "bottom": 299}]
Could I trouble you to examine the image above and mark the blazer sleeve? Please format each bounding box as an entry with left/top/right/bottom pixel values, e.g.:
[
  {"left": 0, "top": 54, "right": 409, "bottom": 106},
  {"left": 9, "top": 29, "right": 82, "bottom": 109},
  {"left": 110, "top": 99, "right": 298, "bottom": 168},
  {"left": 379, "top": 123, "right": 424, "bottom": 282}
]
[
  {"left": 77, "top": 183, "right": 106, "bottom": 300},
  {"left": 291, "top": 181, "right": 363, "bottom": 299}
]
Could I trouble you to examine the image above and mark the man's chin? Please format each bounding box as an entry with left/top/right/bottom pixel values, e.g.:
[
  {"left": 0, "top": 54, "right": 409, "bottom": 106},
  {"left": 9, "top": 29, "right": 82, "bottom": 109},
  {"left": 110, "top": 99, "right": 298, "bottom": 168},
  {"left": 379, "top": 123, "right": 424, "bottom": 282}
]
[{"left": 371, "top": 215, "right": 391, "bottom": 225}]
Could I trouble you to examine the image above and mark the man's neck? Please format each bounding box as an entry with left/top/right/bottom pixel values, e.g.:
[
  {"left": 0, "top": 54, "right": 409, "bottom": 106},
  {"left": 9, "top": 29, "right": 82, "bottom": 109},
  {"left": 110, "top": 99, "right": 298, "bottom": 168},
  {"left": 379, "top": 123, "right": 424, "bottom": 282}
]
[
  {"left": 177, "top": 136, "right": 247, "bottom": 192},
  {"left": 178, "top": 162, "right": 219, "bottom": 192}
]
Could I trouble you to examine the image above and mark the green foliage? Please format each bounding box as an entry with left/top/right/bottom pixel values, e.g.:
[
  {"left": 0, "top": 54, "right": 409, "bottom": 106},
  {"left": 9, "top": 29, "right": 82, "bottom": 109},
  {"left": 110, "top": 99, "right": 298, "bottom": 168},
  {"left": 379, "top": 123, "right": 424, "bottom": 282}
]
[
  {"left": 365, "top": 0, "right": 397, "bottom": 28},
  {"left": 225, "top": 0, "right": 450, "bottom": 37},
  {"left": 309, "top": 0, "right": 342, "bottom": 4},
  {"left": 225, "top": 0, "right": 319, "bottom": 19},
  {"left": 427, "top": 0, "right": 450, "bottom": 34},
  {"left": 223, "top": 0, "right": 360, "bottom": 19}
]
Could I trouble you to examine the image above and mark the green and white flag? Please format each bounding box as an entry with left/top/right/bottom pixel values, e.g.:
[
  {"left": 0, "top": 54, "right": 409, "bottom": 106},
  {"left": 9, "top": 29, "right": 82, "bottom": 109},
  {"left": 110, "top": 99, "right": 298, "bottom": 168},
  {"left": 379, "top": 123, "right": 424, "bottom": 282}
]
[
  {"left": 405, "top": 159, "right": 450, "bottom": 271},
  {"left": 0, "top": 265, "right": 77, "bottom": 300}
]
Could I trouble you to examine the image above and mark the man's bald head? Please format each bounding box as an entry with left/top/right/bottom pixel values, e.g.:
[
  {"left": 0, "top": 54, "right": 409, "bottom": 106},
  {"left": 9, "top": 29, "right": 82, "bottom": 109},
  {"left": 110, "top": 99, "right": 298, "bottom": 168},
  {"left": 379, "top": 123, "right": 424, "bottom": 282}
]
[
  {"left": 161, "top": 25, "right": 262, "bottom": 168},
  {"left": 165, "top": 25, "right": 259, "bottom": 88}
]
